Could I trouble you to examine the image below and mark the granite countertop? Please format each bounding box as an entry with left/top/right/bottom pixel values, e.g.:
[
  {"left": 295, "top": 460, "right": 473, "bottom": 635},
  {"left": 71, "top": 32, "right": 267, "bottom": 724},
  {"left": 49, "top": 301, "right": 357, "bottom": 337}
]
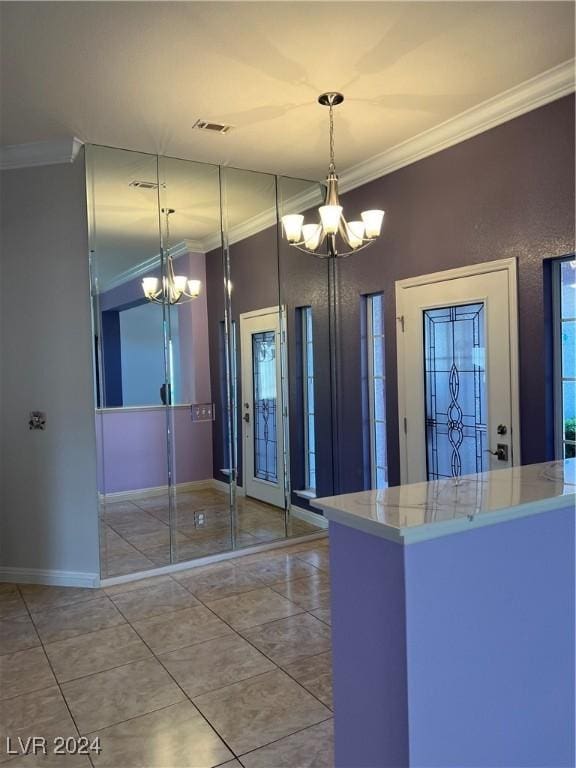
[{"left": 312, "top": 459, "right": 576, "bottom": 543}]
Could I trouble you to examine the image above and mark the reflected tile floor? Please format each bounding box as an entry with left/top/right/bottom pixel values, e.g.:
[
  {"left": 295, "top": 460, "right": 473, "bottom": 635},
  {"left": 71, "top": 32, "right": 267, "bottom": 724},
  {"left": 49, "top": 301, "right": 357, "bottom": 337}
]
[
  {"left": 0, "top": 539, "right": 334, "bottom": 768},
  {"left": 99, "top": 488, "right": 323, "bottom": 578}
]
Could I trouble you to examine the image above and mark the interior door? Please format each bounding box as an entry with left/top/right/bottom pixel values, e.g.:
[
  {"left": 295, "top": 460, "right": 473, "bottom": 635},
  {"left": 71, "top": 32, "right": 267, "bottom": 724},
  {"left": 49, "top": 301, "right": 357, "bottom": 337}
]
[
  {"left": 396, "top": 260, "right": 520, "bottom": 484},
  {"left": 240, "top": 308, "right": 286, "bottom": 507}
]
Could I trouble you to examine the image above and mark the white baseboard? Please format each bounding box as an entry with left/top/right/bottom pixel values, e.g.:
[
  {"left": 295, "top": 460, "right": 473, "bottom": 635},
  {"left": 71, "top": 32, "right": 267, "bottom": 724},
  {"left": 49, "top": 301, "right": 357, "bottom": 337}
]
[
  {"left": 211, "top": 478, "right": 246, "bottom": 496},
  {"left": 291, "top": 504, "right": 329, "bottom": 530},
  {"left": 100, "top": 479, "right": 214, "bottom": 503},
  {"left": 0, "top": 567, "right": 100, "bottom": 588}
]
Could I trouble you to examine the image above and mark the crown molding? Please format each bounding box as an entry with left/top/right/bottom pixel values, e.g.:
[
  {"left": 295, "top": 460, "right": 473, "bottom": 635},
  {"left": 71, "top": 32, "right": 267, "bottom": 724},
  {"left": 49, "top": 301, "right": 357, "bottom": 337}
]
[
  {"left": 0, "top": 137, "right": 84, "bottom": 171},
  {"left": 340, "top": 59, "right": 575, "bottom": 194},
  {"left": 101, "top": 239, "right": 204, "bottom": 292}
]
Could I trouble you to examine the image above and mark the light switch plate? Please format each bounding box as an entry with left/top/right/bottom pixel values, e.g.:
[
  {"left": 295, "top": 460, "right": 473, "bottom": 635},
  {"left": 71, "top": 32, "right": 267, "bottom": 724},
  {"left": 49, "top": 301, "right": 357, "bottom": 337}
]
[{"left": 190, "top": 403, "right": 214, "bottom": 422}]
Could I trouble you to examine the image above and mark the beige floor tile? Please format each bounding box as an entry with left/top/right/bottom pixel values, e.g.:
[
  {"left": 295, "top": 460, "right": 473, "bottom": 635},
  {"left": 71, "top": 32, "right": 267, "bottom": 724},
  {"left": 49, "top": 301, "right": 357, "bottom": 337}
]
[
  {"left": 1, "top": 751, "right": 91, "bottom": 767},
  {"left": 175, "top": 563, "right": 265, "bottom": 601},
  {"left": 194, "top": 668, "right": 331, "bottom": 755},
  {"left": 0, "top": 647, "right": 56, "bottom": 700},
  {"left": 310, "top": 607, "right": 332, "bottom": 625},
  {"left": 238, "top": 554, "right": 319, "bottom": 585},
  {"left": 283, "top": 652, "right": 333, "bottom": 709},
  {"left": 241, "top": 613, "right": 331, "bottom": 667},
  {"left": 106, "top": 511, "right": 167, "bottom": 538},
  {"left": 104, "top": 574, "right": 174, "bottom": 597},
  {"left": 272, "top": 574, "right": 331, "bottom": 611},
  {"left": 0, "top": 588, "right": 28, "bottom": 619},
  {"left": 240, "top": 719, "right": 334, "bottom": 768},
  {"left": 0, "top": 686, "right": 78, "bottom": 763},
  {"left": 0, "top": 613, "right": 40, "bottom": 656},
  {"left": 44, "top": 624, "right": 152, "bottom": 682},
  {"left": 159, "top": 633, "right": 275, "bottom": 698},
  {"left": 206, "top": 587, "right": 304, "bottom": 630},
  {"left": 19, "top": 585, "right": 103, "bottom": 614},
  {"left": 33, "top": 597, "right": 125, "bottom": 644},
  {"left": 102, "top": 551, "right": 156, "bottom": 578},
  {"left": 88, "top": 700, "right": 233, "bottom": 768},
  {"left": 131, "top": 605, "right": 234, "bottom": 654},
  {"left": 294, "top": 548, "right": 331, "bottom": 571},
  {"left": 61, "top": 658, "right": 185, "bottom": 734},
  {"left": 110, "top": 581, "right": 200, "bottom": 621}
]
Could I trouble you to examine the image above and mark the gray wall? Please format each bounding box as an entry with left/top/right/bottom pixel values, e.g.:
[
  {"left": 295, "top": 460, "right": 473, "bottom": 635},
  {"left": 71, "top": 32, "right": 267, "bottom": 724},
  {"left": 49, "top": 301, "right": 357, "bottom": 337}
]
[{"left": 0, "top": 152, "right": 100, "bottom": 579}]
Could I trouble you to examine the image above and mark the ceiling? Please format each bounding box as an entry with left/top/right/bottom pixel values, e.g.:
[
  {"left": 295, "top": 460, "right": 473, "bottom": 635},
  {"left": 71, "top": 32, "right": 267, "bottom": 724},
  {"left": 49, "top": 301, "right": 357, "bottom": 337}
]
[{"left": 1, "top": 1, "right": 574, "bottom": 180}]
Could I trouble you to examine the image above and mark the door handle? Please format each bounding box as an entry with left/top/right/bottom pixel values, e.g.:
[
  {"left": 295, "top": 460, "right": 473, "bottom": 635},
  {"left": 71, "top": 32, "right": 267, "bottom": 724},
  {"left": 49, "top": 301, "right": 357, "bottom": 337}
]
[
  {"left": 486, "top": 444, "right": 509, "bottom": 461},
  {"left": 243, "top": 413, "right": 250, "bottom": 423}
]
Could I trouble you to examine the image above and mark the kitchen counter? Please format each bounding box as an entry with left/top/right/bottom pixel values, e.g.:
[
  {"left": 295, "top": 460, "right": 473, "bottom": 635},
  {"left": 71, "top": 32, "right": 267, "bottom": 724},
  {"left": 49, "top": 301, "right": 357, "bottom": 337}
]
[{"left": 314, "top": 461, "right": 575, "bottom": 768}]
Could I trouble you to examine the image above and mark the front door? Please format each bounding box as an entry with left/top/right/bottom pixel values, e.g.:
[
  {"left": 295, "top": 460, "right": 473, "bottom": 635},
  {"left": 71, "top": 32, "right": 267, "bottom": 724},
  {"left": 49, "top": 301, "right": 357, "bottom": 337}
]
[
  {"left": 396, "top": 259, "right": 520, "bottom": 484},
  {"left": 240, "top": 308, "right": 286, "bottom": 507}
]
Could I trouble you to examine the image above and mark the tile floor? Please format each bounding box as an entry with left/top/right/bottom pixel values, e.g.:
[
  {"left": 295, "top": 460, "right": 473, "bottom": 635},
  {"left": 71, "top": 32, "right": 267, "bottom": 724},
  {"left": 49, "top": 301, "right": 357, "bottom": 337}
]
[
  {"left": 100, "top": 488, "right": 323, "bottom": 578},
  {"left": 0, "top": 538, "right": 334, "bottom": 767}
]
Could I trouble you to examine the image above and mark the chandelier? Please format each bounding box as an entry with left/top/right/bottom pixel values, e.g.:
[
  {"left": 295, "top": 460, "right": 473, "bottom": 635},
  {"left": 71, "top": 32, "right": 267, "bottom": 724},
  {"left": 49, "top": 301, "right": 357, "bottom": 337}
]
[
  {"left": 142, "top": 208, "right": 202, "bottom": 304},
  {"left": 281, "top": 92, "right": 385, "bottom": 259}
]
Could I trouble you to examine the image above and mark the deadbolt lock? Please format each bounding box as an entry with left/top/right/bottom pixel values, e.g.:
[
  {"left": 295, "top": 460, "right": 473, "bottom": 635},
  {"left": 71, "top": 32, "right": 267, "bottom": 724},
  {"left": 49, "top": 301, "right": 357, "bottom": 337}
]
[{"left": 497, "top": 424, "right": 508, "bottom": 435}]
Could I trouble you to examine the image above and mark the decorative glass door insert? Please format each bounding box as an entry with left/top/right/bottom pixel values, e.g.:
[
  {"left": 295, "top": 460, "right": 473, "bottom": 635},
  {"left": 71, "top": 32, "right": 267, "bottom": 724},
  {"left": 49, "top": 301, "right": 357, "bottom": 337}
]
[
  {"left": 423, "top": 303, "right": 487, "bottom": 480},
  {"left": 252, "top": 331, "right": 278, "bottom": 482}
]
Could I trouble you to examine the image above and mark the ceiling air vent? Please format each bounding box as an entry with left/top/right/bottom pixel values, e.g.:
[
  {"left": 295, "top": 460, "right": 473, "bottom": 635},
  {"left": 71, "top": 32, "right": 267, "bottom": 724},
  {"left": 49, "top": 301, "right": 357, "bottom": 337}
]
[
  {"left": 193, "top": 119, "right": 233, "bottom": 135},
  {"left": 129, "top": 180, "right": 158, "bottom": 190}
]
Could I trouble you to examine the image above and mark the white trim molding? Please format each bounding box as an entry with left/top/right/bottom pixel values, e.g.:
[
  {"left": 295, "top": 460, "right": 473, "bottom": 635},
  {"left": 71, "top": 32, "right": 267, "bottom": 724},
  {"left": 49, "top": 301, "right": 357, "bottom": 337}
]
[
  {"left": 291, "top": 504, "right": 328, "bottom": 530},
  {"left": 0, "top": 137, "right": 84, "bottom": 171},
  {"left": 340, "top": 59, "right": 575, "bottom": 194},
  {"left": 0, "top": 567, "right": 100, "bottom": 588}
]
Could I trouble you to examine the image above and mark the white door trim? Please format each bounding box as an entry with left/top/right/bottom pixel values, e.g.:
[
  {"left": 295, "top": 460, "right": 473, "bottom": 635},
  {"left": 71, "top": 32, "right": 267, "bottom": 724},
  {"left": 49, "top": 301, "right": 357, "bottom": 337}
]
[
  {"left": 396, "top": 258, "right": 521, "bottom": 484},
  {"left": 240, "top": 307, "right": 286, "bottom": 507}
]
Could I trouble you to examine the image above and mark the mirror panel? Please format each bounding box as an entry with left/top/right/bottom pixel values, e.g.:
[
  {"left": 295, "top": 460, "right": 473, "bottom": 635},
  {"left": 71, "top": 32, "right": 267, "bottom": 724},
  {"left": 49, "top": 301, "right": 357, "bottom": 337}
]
[{"left": 88, "top": 145, "right": 327, "bottom": 580}]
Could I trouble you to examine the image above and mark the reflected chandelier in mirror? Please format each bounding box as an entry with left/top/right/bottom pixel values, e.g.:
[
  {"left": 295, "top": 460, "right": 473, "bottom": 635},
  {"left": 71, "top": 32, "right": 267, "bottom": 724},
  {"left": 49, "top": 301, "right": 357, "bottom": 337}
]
[{"left": 142, "top": 208, "right": 202, "bottom": 304}]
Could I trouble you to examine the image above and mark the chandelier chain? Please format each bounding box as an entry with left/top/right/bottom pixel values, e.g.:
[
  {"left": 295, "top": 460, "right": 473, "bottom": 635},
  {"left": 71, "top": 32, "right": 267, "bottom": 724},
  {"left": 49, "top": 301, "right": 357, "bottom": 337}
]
[{"left": 329, "top": 104, "right": 335, "bottom": 173}]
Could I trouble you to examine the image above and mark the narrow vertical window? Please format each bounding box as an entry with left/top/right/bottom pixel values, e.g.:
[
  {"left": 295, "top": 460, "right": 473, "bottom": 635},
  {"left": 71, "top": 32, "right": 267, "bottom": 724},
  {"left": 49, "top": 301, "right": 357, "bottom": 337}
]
[
  {"left": 367, "top": 294, "right": 387, "bottom": 488},
  {"left": 553, "top": 258, "right": 576, "bottom": 459},
  {"left": 220, "top": 319, "right": 237, "bottom": 474},
  {"left": 302, "top": 307, "right": 316, "bottom": 492}
]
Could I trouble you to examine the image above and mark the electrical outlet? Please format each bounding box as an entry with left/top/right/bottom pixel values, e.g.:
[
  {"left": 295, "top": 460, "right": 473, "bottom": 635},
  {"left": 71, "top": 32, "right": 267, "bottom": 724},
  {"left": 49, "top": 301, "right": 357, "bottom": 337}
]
[{"left": 191, "top": 403, "right": 214, "bottom": 422}]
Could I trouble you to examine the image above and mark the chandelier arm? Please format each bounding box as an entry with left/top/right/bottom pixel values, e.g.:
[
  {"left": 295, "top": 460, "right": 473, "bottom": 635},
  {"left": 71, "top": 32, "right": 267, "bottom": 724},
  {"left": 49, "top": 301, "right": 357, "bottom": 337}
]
[
  {"left": 331, "top": 239, "right": 379, "bottom": 258},
  {"left": 338, "top": 216, "right": 353, "bottom": 249},
  {"left": 287, "top": 242, "right": 333, "bottom": 259}
]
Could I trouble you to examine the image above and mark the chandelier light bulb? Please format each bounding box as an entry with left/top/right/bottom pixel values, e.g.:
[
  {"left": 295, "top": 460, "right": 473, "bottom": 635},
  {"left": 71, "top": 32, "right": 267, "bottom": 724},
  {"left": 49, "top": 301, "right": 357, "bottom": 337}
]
[
  {"left": 173, "top": 275, "right": 187, "bottom": 293},
  {"left": 319, "top": 205, "right": 343, "bottom": 235},
  {"left": 302, "top": 223, "right": 322, "bottom": 250},
  {"left": 282, "top": 214, "right": 304, "bottom": 243},
  {"left": 187, "top": 279, "right": 201, "bottom": 297},
  {"left": 347, "top": 220, "right": 365, "bottom": 249},
  {"left": 361, "top": 210, "right": 385, "bottom": 238},
  {"left": 142, "top": 277, "right": 159, "bottom": 298}
]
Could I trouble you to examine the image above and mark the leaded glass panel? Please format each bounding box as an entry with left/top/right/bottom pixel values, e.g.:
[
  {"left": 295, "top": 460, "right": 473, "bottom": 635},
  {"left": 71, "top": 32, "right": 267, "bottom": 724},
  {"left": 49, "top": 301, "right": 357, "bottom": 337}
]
[
  {"left": 424, "top": 303, "right": 487, "bottom": 480},
  {"left": 252, "top": 330, "right": 278, "bottom": 482}
]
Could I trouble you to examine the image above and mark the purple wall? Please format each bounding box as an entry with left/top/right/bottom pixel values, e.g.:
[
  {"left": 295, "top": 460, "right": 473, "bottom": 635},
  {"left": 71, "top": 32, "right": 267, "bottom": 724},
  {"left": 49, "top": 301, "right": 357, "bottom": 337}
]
[
  {"left": 329, "top": 504, "right": 575, "bottom": 767},
  {"left": 96, "top": 408, "right": 213, "bottom": 494},
  {"left": 96, "top": 250, "right": 214, "bottom": 494},
  {"left": 335, "top": 95, "right": 575, "bottom": 490},
  {"left": 207, "top": 97, "right": 575, "bottom": 496},
  {"left": 404, "top": 505, "right": 575, "bottom": 767}
]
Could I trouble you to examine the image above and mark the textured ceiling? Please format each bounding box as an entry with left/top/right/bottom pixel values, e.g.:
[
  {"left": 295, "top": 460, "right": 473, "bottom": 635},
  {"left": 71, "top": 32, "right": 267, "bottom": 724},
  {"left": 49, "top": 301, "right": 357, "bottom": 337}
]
[{"left": 1, "top": 1, "right": 574, "bottom": 179}]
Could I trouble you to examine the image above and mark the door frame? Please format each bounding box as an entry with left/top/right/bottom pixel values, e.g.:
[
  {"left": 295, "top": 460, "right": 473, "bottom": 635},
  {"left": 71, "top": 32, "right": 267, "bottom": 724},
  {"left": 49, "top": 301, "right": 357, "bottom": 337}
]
[
  {"left": 239, "top": 306, "right": 289, "bottom": 508},
  {"left": 395, "top": 258, "right": 521, "bottom": 485}
]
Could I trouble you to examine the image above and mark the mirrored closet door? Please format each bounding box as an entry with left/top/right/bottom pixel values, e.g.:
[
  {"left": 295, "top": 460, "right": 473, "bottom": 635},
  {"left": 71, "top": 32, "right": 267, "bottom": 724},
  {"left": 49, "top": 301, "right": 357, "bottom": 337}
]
[{"left": 87, "top": 145, "right": 327, "bottom": 580}]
